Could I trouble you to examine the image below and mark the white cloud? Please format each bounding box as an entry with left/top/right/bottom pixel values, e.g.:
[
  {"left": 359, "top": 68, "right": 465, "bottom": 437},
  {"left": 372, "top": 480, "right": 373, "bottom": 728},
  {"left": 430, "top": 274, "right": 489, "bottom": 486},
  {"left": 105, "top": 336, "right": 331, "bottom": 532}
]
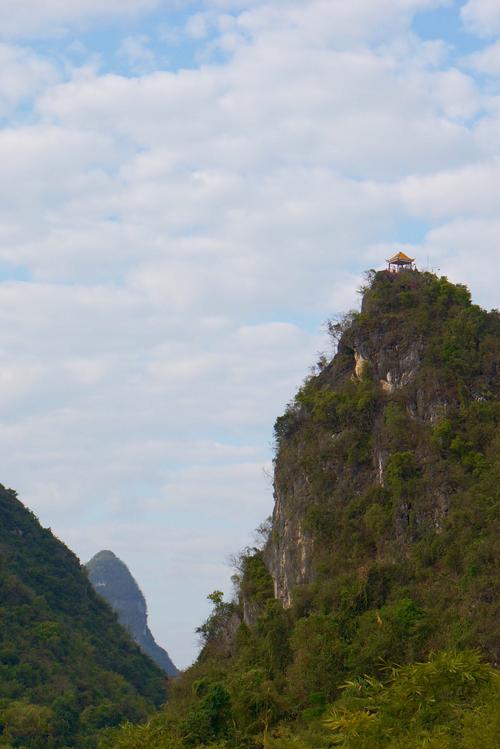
[
  {"left": 0, "top": 125, "right": 120, "bottom": 206},
  {"left": 0, "top": 0, "right": 162, "bottom": 38},
  {"left": 418, "top": 218, "right": 500, "bottom": 310},
  {"left": 461, "top": 0, "right": 500, "bottom": 37},
  {"left": 0, "top": 362, "right": 47, "bottom": 407},
  {"left": 201, "top": 0, "right": 448, "bottom": 45},
  {"left": 429, "top": 68, "right": 482, "bottom": 119},
  {"left": 0, "top": 43, "right": 58, "bottom": 115},
  {"left": 463, "top": 40, "right": 500, "bottom": 76},
  {"left": 38, "top": 22, "right": 482, "bottom": 179},
  {"left": 117, "top": 35, "right": 159, "bottom": 74},
  {"left": 399, "top": 159, "right": 500, "bottom": 219}
]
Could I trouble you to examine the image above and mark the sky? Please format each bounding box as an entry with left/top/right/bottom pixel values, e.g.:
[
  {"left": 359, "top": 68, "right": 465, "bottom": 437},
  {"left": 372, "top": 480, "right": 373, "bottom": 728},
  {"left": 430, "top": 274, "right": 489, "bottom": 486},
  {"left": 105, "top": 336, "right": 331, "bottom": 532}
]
[{"left": 0, "top": 0, "right": 499, "bottom": 669}]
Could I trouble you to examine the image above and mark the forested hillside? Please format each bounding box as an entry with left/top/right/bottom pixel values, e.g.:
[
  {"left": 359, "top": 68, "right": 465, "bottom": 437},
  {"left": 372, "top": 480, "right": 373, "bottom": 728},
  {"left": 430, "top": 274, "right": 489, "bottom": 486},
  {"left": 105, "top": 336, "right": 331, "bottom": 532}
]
[
  {"left": 0, "top": 486, "right": 166, "bottom": 748},
  {"left": 104, "top": 270, "right": 499, "bottom": 749}
]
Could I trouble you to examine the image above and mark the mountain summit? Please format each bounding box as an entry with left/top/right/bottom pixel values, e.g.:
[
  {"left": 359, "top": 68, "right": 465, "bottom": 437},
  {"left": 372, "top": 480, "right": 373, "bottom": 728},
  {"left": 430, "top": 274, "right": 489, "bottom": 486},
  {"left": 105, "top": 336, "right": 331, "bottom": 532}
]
[
  {"left": 264, "top": 269, "right": 499, "bottom": 660},
  {"left": 86, "top": 550, "right": 178, "bottom": 677}
]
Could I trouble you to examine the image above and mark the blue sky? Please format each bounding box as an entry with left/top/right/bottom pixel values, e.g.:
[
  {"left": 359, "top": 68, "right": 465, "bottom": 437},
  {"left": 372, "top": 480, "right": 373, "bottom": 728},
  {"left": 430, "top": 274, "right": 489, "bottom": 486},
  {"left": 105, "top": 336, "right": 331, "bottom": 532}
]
[{"left": 0, "top": 0, "right": 499, "bottom": 668}]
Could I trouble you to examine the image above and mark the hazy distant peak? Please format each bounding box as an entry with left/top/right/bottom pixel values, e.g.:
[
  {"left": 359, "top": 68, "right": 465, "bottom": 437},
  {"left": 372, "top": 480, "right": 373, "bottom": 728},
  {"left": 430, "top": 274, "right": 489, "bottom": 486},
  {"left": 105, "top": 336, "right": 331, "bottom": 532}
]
[
  {"left": 86, "top": 549, "right": 178, "bottom": 677},
  {"left": 89, "top": 549, "right": 119, "bottom": 563}
]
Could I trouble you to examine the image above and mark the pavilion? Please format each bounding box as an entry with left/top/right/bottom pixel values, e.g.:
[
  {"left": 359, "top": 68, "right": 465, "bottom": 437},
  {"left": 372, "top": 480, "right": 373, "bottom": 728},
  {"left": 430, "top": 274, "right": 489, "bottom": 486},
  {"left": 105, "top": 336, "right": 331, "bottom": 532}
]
[{"left": 386, "top": 251, "right": 416, "bottom": 273}]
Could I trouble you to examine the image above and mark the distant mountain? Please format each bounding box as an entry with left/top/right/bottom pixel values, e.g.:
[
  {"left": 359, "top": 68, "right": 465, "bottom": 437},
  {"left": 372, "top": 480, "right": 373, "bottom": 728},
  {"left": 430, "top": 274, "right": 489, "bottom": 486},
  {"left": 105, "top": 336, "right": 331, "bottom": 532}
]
[
  {"left": 86, "top": 550, "right": 178, "bottom": 677},
  {"left": 0, "top": 485, "right": 166, "bottom": 748}
]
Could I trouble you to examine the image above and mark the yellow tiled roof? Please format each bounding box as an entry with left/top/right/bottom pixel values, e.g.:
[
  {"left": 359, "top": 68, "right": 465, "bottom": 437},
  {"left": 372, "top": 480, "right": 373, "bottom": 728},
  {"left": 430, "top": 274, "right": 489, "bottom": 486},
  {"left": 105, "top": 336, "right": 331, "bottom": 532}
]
[{"left": 387, "top": 251, "right": 415, "bottom": 264}]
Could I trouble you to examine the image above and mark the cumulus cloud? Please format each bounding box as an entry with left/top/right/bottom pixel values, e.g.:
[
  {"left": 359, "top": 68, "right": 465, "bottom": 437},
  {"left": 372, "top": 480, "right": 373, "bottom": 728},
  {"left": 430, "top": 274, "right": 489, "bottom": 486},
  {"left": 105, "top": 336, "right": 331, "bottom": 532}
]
[
  {"left": 0, "top": 0, "right": 162, "bottom": 38},
  {"left": 418, "top": 218, "right": 500, "bottom": 309},
  {"left": 37, "top": 33, "right": 481, "bottom": 182},
  {"left": 463, "top": 39, "right": 500, "bottom": 76},
  {"left": 461, "top": 0, "right": 500, "bottom": 37},
  {"left": 0, "top": 43, "right": 58, "bottom": 115},
  {"left": 117, "top": 35, "right": 159, "bottom": 74},
  {"left": 399, "top": 159, "right": 500, "bottom": 219},
  {"left": 199, "top": 0, "right": 447, "bottom": 46}
]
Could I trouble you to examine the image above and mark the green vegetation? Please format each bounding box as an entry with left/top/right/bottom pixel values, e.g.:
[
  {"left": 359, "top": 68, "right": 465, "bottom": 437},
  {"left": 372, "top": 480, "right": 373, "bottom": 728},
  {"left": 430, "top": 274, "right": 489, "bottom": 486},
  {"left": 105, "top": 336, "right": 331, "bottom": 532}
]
[
  {"left": 0, "top": 485, "right": 166, "bottom": 748},
  {"left": 324, "top": 650, "right": 499, "bottom": 749},
  {"left": 2, "top": 271, "right": 499, "bottom": 749},
  {"left": 101, "top": 272, "right": 498, "bottom": 748},
  {"left": 102, "top": 644, "right": 499, "bottom": 749}
]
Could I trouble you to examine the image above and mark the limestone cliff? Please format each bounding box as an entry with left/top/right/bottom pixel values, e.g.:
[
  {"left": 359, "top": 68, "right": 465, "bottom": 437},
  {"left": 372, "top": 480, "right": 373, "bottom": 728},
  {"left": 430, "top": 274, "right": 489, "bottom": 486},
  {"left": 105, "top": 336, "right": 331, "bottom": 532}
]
[
  {"left": 86, "top": 550, "right": 178, "bottom": 677},
  {"left": 263, "top": 270, "right": 499, "bottom": 657}
]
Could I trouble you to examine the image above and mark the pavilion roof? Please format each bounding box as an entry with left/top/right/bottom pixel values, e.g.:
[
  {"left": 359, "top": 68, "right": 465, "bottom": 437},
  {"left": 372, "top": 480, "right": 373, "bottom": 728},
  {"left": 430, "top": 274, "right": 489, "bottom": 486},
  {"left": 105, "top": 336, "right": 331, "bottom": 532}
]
[{"left": 387, "top": 250, "right": 415, "bottom": 264}]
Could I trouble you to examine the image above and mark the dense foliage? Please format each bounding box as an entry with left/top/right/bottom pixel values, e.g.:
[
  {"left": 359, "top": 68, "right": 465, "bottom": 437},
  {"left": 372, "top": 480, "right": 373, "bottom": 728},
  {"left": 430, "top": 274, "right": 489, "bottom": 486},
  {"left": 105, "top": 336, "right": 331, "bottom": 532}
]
[
  {"left": 0, "top": 486, "right": 166, "bottom": 748},
  {"left": 323, "top": 650, "right": 499, "bottom": 749}
]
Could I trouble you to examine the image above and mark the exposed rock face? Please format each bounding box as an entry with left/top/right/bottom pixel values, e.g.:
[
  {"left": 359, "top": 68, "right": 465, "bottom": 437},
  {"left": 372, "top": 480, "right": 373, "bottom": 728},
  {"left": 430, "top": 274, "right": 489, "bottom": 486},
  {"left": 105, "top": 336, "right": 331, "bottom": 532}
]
[
  {"left": 86, "top": 550, "right": 178, "bottom": 676},
  {"left": 264, "top": 271, "right": 500, "bottom": 610},
  {"left": 215, "top": 611, "right": 242, "bottom": 658},
  {"left": 352, "top": 338, "right": 423, "bottom": 394},
  {"left": 242, "top": 598, "right": 262, "bottom": 628},
  {"left": 265, "top": 481, "right": 314, "bottom": 608}
]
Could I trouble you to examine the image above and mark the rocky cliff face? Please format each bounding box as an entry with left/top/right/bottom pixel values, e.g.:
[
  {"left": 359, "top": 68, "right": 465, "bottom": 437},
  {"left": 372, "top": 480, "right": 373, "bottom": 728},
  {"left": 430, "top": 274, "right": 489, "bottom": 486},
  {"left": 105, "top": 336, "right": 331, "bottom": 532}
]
[
  {"left": 265, "top": 476, "right": 315, "bottom": 608},
  {"left": 86, "top": 550, "right": 178, "bottom": 676},
  {"left": 264, "top": 270, "right": 499, "bottom": 624}
]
